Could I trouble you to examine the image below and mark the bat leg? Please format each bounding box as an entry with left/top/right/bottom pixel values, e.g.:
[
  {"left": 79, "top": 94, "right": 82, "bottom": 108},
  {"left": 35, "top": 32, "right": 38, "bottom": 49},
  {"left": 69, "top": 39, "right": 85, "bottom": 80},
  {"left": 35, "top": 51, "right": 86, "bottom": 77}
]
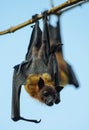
[{"left": 11, "top": 68, "right": 41, "bottom": 123}]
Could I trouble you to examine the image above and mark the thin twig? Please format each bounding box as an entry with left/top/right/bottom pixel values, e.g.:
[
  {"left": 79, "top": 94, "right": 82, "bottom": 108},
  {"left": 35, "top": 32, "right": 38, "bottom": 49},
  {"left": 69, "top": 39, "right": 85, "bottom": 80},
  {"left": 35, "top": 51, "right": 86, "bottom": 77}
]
[
  {"left": 0, "top": 0, "right": 88, "bottom": 35},
  {"left": 54, "top": 0, "right": 89, "bottom": 16}
]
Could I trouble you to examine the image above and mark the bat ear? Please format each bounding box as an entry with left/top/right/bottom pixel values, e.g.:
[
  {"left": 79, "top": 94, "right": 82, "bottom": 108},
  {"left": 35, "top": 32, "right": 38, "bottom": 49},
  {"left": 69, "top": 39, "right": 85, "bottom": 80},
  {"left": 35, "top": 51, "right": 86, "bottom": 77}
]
[
  {"left": 38, "top": 77, "right": 44, "bottom": 90},
  {"left": 56, "top": 86, "right": 63, "bottom": 93}
]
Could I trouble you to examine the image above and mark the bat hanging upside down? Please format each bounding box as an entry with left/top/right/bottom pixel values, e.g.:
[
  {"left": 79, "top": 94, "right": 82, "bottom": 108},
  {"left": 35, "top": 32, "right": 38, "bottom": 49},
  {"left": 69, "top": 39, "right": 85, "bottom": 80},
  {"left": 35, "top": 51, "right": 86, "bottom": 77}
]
[
  {"left": 11, "top": 13, "right": 62, "bottom": 123},
  {"left": 49, "top": 15, "right": 79, "bottom": 88}
]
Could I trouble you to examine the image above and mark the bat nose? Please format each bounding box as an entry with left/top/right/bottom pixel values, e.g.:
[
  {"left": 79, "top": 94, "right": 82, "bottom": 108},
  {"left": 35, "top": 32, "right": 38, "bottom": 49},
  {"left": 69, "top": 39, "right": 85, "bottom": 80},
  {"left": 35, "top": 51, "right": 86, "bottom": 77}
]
[
  {"left": 47, "top": 101, "right": 53, "bottom": 106},
  {"left": 46, "top": 98, "right": 54, "bottom": 106}
]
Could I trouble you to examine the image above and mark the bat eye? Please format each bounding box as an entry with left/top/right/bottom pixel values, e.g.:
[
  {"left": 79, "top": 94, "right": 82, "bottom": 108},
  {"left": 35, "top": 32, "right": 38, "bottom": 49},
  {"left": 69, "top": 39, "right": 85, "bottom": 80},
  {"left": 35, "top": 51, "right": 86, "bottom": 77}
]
[{"left": 43, "top": 91, "right": 49, "bottom": 97}]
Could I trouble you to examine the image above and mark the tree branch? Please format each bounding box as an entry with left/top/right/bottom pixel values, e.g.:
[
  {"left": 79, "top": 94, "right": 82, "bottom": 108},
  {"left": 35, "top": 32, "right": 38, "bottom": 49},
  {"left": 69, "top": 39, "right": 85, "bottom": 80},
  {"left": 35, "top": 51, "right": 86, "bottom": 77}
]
[
  {"left": 0, "top": 0, "right": 88, "bottom": 35},
  {"left": 52, "top": 0, "right": 89, "bottom": 15}
]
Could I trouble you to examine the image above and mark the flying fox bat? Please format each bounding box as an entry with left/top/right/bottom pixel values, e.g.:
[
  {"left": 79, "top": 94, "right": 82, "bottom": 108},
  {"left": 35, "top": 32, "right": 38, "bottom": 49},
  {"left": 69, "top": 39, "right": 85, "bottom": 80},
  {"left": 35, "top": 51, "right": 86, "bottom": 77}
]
[
  {"left": 11, "top": 13, "right": 62, "bottom": 123},
  {"left": 49, "top": 15, "right": 79, "bottom": 88}
]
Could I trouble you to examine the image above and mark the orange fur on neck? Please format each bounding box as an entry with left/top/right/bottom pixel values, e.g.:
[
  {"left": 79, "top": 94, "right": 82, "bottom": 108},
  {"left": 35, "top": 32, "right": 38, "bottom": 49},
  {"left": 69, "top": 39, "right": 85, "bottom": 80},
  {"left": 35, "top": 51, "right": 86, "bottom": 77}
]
[{"left": 24, "top": 73, "right": 54, "bottom": 102}]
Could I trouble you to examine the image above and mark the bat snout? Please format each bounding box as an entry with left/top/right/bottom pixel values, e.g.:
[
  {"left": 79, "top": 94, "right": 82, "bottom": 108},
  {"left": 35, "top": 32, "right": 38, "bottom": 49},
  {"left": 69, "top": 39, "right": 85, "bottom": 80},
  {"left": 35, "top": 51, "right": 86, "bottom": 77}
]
[
  {"left": 45, "top": 97, "right": 54, "bottom": 106},
  {"left": 47, "top": 102, "right": 53, "bottom": 106}
]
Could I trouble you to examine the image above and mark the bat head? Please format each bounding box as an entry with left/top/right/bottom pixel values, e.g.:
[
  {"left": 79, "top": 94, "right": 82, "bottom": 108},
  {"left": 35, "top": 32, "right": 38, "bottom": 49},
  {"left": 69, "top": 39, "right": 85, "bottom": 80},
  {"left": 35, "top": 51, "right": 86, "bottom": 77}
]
[{"left": 38, "top": 77, "right": 60, "bottom": 106}]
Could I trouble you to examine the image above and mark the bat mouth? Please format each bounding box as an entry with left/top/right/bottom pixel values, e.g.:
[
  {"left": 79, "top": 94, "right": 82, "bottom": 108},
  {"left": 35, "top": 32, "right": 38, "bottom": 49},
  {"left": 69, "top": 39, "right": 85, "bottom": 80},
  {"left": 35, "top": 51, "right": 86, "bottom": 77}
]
[
  {"left": 46, "top": 98, "right": 60, "bottom": 106},
  {"left": 46, "top": 102, "right": 54, "bottom": 106}
]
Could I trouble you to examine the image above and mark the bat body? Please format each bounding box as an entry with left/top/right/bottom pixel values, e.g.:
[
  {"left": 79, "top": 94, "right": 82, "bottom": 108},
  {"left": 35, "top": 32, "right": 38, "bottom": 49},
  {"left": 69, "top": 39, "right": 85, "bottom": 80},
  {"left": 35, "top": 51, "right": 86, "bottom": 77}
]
[
  {"left": 49, "top": 16, "right": 79, "bottom": 88},
  {"left": 11, "top": 13, "right": 61, "bottom": 123}
]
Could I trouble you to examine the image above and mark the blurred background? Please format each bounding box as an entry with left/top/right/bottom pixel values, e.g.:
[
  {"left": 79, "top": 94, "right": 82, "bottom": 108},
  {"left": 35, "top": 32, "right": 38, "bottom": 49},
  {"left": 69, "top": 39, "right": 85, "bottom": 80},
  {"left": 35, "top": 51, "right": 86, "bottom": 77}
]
[{"left": 0, "top": 0, "right": 89, "bottom": 130}]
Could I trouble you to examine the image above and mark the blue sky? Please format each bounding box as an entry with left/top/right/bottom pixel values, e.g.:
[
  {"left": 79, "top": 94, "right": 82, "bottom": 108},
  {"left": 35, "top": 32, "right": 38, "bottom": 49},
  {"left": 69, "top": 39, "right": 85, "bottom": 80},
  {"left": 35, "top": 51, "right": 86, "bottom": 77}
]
[{"left": 0, "top": 0, "right": 89, "bottom": 130}]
